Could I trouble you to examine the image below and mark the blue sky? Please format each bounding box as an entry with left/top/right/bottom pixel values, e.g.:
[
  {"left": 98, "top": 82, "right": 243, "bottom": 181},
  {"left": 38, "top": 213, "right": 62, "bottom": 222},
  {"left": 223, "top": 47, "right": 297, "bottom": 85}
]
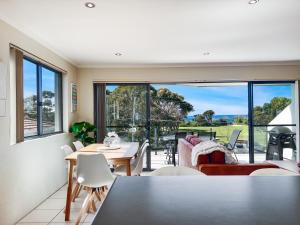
[
  {"left": 153, "top": 84, "right": 293, "bottom": 116},
  {"left": 24, "top": 59, "right": 55, "bottom": 98},
  {"left": 107, "top": 83, "right": 293, "bottom": 116}
]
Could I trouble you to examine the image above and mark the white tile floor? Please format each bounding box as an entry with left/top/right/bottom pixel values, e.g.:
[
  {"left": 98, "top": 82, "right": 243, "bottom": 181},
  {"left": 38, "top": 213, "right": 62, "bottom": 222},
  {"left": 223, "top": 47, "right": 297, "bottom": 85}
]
[
  {"left": 16, "top": 151, "right": 266, "bottom": 225},
  {"left": 16, "top": 183, "right": 98, "bottom": 225}
]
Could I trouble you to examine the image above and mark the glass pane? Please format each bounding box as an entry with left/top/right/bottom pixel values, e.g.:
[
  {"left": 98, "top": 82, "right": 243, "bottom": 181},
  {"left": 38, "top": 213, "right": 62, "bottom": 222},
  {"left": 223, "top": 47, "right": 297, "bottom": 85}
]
[
  {"left": 41, "top": 67, "right": 61, "bottom": 134},
  {"left": 23, "top": 59, "right": 38, "bottom": 137},
  {"left": 105, "top": 85, "right": 148, "bottom": 142},
  {"left": 151, "top": 83, "right": 249, "bottom": 166},
  {"left": 253, "top": 83, "right": 297, "bottom": 162},
  {"left": 253, "top": 83, "right": 295, "bottom": 125}
]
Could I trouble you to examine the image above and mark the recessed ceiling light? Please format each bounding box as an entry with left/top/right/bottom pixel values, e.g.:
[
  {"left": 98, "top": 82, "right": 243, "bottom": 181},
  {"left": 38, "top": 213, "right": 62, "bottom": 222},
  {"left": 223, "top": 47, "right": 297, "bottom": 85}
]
[
  {"left": 203, "top": 52, "right": 210, "bottom": 56},
  {"left": 115, "top": 53, "right": 122, "bottom": 56},
  {"left": 85, "top": 2, "right": 96, "bottom": 8},
  {"left": 248, "top": 0, "right": 259, "bottom": 4}
]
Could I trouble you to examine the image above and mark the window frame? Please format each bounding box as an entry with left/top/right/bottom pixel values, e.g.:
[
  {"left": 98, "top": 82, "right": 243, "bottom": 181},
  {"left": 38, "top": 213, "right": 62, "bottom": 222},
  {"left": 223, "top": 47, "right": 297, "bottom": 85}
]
[{"left": 23, "top": 56, "right": 63, "bottom": 139}]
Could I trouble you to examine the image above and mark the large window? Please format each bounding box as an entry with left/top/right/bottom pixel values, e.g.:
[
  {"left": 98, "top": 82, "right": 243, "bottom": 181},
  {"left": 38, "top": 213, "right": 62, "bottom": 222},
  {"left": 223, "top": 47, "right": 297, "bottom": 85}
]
[{"left": 23, "top": 57, "right": 62, "bottom": 137}]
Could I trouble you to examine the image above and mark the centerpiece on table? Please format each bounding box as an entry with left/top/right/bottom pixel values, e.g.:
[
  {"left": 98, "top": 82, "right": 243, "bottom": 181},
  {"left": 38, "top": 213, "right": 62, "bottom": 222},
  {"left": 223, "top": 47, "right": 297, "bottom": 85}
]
[{"left": 103, "top": 132, "right": 121, "bottom": 149}]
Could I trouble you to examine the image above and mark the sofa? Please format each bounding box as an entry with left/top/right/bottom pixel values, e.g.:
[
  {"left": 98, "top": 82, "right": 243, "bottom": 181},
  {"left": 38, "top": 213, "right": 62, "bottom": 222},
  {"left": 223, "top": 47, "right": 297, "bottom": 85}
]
[{"left": 178, "top": 138, "right": 278, "bottom": 175}]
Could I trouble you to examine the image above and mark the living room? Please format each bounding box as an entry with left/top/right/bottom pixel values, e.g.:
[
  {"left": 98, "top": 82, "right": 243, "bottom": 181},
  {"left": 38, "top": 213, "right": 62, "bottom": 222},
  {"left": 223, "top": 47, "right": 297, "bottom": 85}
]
[{"left": 0, "top": 1, "right": 300, "bottom": 225}]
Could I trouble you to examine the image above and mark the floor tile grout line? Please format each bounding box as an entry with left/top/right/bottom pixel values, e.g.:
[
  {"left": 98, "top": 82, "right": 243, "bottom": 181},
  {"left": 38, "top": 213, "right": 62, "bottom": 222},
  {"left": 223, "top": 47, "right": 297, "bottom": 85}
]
[
  {"left": 48, "top": 207, "right": 65, "bottom": 224},
  {"left": 15, "top": 183, "right": 68, "bottom": 224}
]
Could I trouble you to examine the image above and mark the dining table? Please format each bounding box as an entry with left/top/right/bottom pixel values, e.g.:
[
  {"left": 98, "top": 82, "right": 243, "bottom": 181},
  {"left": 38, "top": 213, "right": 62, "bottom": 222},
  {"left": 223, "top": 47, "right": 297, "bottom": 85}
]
[
  {"left": 64, "top": 142, "right": 139, "bottom": 221},
  {"left": 92, "top": 176, "right": 300, "bottom": 225}
]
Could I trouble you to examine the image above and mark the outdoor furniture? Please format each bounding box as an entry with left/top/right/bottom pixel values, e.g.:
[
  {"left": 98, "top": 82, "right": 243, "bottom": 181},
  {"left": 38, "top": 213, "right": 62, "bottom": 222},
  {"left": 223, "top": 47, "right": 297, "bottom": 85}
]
[
  {"left": 149, "top": 166, "right": 206, "bottom": 176},
  {"left": 73, "top": 140, "right": 84, "bottom": 151},
  {"left": 266, "top": 127, "right": 296, "bottom": 160},
  {"left": 75, "top": 154, "right": 115, "bottom": 225},
  {"left": 92, "top": 176, "right": 300, "bottom": 225},
  {"left": 225, "top": 129, "right": 241, "bottom": 162},
  {"left": 114, "top": 142, "right": 149, "bottom": 176},
  {"left": 64, "top": 142, "right": 139, "bottom": 221},
  {"left": 250, "top": 168, "right": 299, "bottom": 176}
]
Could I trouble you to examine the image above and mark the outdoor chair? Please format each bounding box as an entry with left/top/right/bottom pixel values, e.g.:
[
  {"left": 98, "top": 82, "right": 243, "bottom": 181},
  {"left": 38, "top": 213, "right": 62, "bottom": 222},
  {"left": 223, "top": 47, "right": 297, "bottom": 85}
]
[{"left": 225, "top": 129, "right": 241, "bottom": 162}]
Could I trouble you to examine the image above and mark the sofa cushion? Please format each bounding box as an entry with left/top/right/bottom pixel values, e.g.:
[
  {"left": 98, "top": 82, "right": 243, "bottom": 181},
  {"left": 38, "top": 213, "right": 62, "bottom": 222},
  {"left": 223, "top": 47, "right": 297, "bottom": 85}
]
[
  {"left": 190, "top": 137, "right": 202, "bottom": 146},
  {"left": 197, "top": 154, "right": 210, "bottom": 164},
  {"left": 185, "top": 135, "right": 197, "bottom": 142},
  {"left": 210, "top": 151, "right": 225, "bottom": 164},
  {"left": 199, "top": 163, "right": 279, "bottom": 175}
]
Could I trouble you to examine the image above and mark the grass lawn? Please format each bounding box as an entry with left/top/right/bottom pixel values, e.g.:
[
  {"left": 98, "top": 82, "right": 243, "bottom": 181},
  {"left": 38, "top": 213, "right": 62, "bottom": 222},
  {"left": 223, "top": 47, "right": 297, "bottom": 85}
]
[{"left": 179, "top": 125, "right": 267, "bottom": 148}]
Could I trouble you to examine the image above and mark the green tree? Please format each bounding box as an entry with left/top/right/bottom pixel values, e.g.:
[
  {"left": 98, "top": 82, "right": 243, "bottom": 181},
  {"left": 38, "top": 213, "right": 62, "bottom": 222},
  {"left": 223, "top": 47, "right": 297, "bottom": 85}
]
[
  {"left": 194, "top": 114, "right": 208, "bottom": 126},
  {"left": 253, "top": 97, "right": 291, "bottom": 124},
  {"left": 234, "top": 117, "right": 248, "bottom": 125},
  {"left": 151, "top": 87, "right": 193, "bottom": 121},
  {"left": 203, "top": 110, "right": 215, "bottom": 124}
]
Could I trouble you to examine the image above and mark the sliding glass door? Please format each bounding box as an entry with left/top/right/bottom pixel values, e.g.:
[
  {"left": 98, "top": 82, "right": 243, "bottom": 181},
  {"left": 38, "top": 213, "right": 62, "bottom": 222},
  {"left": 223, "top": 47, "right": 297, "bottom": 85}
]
[
  {"left": 95, "top": 81, "right": 298, "bottom": 170},
  {"left": 249, "top": 82, "right": 297, "bottom": 162},
  {"left": 105, "top": 84, "right": 150, "bottom": 143}
]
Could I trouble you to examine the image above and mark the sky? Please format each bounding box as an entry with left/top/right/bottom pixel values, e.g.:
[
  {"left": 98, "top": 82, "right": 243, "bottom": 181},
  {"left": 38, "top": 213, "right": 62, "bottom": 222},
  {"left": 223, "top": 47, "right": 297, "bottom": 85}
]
[
  {"left": 152, "top": 84, "right": 293, "bottom": 116},
  {"left": 23, "top": 59, "right": 55, "bottom": 98},
  {"left": 107, "top": 83, "right": 293, "bottom": 116}
]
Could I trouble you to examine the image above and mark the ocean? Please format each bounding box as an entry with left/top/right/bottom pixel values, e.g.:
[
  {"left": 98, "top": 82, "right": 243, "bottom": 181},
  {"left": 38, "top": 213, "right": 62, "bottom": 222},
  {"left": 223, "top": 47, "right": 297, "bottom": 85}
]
[{"left": 185, "top": 115, "right": 248, "bottom": 123}]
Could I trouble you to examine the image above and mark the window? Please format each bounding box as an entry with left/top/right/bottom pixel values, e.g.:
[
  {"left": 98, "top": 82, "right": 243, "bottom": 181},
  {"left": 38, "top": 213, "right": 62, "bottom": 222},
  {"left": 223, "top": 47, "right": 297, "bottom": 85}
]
[{"left": 23, "top": 57, "right": 63, "bottom": 137}]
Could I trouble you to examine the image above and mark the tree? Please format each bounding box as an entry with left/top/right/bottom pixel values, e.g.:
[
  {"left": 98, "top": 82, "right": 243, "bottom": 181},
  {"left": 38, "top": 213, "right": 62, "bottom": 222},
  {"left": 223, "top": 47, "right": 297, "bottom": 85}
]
[
  {"left": 202, "top": 110, "right": 215, "bottom": 124},
  {"left": 234, "top": 117, "right": 248, "bottom": 125},
  {"left": 194, "top": 114, "right": 208, "bottom": 126},
  {"left": 253, "top": 97, "right": 291, "bottom": 124},
  {"left": 151, "top": 87, "right": 193, "bottom": 121}
]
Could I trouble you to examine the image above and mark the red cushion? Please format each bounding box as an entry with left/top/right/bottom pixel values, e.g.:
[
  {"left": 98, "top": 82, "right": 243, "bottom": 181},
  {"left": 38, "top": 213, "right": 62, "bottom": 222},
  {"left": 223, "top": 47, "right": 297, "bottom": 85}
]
[
  {"left": 190, "top": 137, "right": 201, "bottom": 146},
  {"left": 185, "top": 135, "right": 196, "bottom": 142},
  {"left": 209, "top": 151, "right": 225, "bottom": 164},
  {"left": 197, "top": 154, "right": 210, "bottom": 164}
]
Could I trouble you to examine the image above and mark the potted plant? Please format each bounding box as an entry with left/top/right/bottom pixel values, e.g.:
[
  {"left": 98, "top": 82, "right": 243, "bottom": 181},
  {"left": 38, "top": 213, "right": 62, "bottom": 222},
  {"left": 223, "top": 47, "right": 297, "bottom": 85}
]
[{"left": 69, "top": 121, "right": 96, "bottom": 146}]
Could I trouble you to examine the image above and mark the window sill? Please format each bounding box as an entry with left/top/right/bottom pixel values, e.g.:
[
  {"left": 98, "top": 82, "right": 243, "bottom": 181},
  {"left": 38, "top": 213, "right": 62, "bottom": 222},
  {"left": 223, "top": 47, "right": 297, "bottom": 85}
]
[{"left": 24, "top": 131, "right": 65, "bottom": 141}]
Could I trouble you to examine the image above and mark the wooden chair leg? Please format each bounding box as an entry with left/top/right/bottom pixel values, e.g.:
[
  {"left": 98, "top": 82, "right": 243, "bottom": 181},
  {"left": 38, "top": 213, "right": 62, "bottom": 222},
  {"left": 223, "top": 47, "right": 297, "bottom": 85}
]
[
  {"left": 72, "top": 183, "right": 80, "bottom": 202},
  {"left": 95, "top": 189, "right": 102, "bottom": 201},
  {"left": 74, "top": 191, "right": 94, "bottom": 225},
  {"left": 75, "top": 185, "right": 83, "bottom": 199},
  {"left": 91, "top": 199, "right": 97, "bottom": 212}
]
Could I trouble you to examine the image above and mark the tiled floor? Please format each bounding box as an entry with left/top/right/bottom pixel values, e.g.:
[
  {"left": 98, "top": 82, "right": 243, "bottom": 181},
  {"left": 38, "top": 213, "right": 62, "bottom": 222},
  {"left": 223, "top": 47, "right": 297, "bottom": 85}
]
[
  {"left": 15, "top": 151, "right": 266, "bottom": 225},
  {"left": 16, "top": 183, "right": 97, "bottom": 225}
]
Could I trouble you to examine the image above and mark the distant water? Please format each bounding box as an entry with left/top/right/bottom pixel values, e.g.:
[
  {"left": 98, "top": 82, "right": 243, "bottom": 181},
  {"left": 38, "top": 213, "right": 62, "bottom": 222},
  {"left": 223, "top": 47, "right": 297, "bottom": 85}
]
[{"left": 185, "top": 115, "right": 248, "bottom": 123}]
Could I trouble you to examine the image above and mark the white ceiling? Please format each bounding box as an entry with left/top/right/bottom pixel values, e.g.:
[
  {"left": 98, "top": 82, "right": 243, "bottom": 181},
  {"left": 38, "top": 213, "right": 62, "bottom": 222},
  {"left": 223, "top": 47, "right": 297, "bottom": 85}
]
[{"left": 0, "top": 0, "right": 300, "bottom": 67}]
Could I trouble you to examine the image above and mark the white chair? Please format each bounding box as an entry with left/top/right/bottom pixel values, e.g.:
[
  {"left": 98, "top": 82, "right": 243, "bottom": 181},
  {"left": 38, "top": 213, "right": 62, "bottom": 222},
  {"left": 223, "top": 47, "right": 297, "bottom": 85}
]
[
  {"left": 73, "top": 140, "right": 84, "bottom": 151},
  {"left": 250, "top": 168, "right": 299, "bottom": 176},
  {"left": 114, "top": 143, "right": 149, "bottom": 176},
  {"left": 149, "top": 166, "right": 206, "bottom": 176},
  {"left": 61, "top": 144, "right": 74, "bottom": 156},
  {"left": 61, "top": 145, "right": 82, "bottom": 201},
  {"left": 75, "top": 153, "right": 115, "bottom": 225}
]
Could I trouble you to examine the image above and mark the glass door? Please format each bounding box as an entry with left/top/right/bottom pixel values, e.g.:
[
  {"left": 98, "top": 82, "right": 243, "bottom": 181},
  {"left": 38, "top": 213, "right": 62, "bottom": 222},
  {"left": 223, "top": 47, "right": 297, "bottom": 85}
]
[
  {"left": 250, "top": 82, "right": 297, "bottom": 162},
  {"left": 105, "top": 84, "right": 150, "bottom": 143}
]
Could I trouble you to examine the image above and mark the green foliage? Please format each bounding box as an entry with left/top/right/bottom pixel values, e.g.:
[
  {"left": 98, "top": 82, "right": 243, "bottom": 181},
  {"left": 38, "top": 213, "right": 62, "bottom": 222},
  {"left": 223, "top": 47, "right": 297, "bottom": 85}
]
[
  {"left": 233, "top": 117, "right": 248, "bottom": 125},
  {"left": 194, "top": 110, "right": 215, "bottom": 126},
  {"left": 253, "top": 97, "right": 291, "bottom": 124},
  {"left": 24, "top": 90, "right": 56, "bottom": 123},
  {"left": 213, "top": 118, "right": 228, "bottom": 126},
  {"left": 69, "top": 121, "right": 96, "bottom": 146},
  {"left": 151, "top": 87, "right": 194, "bottom": 121}
]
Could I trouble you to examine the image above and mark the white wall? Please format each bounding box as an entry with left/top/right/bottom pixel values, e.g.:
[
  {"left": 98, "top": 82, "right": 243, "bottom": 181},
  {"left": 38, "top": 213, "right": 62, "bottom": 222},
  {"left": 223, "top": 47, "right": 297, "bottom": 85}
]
[{"left": 0, "top": 19, "right": 78, "bottom": 224}]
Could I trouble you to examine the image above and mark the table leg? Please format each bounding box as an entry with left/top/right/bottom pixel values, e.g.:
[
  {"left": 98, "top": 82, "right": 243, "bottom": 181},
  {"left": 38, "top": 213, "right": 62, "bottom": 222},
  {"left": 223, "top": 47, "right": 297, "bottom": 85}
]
[
  {"left": 65, "top": 160, "right": 74, "bottom": 221},
  {"left": 126, "top": 159, "right": 131, "bottom": 176}
]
